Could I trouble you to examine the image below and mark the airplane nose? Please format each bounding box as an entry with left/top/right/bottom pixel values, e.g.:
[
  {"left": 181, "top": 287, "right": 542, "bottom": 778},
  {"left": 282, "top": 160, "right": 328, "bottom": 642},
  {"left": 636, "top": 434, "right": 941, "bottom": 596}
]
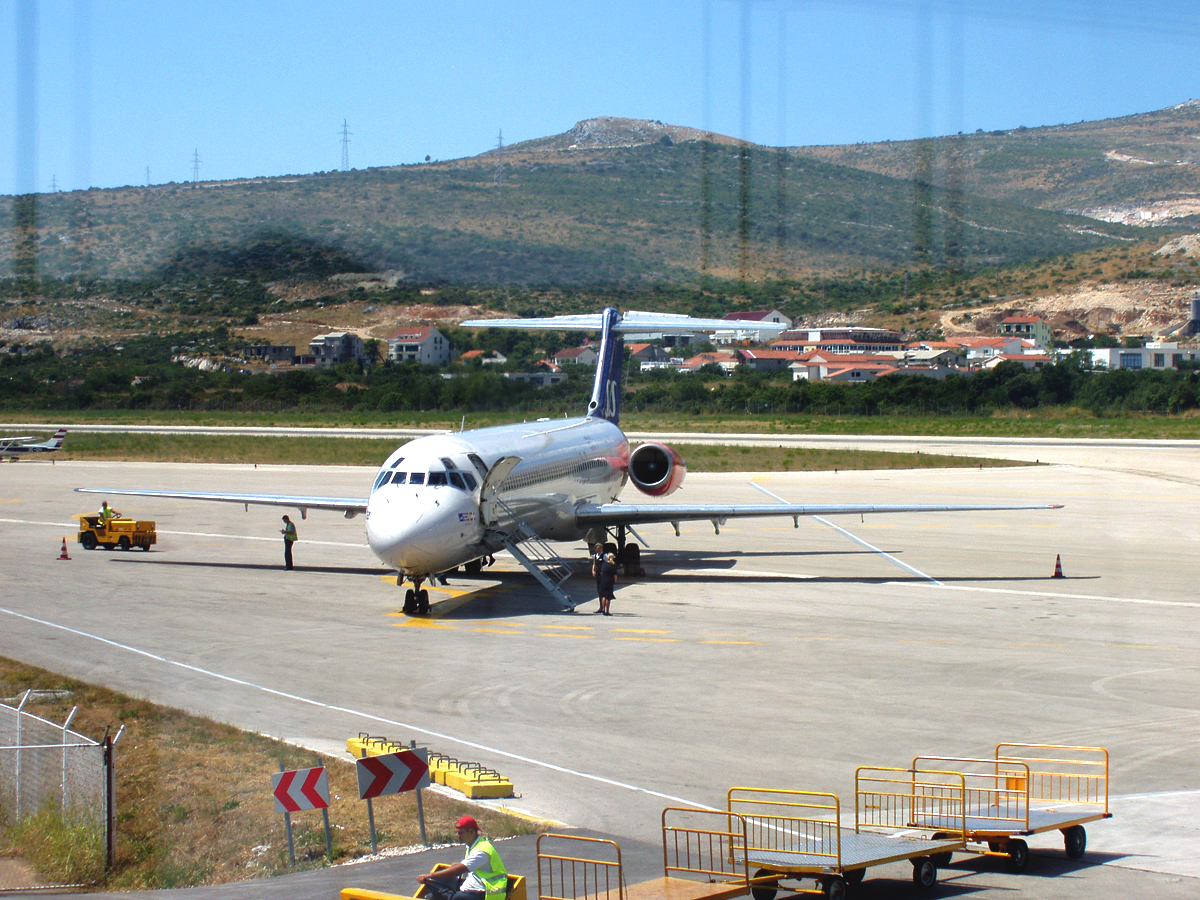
[{"left": 367, "top": 490, "right": 479, "bottom": 572}]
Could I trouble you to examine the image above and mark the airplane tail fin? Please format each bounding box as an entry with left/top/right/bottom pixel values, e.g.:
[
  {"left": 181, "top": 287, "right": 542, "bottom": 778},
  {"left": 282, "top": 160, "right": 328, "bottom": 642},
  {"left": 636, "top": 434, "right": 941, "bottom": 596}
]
[
  {"left": 586, "top": 308, "right": 623, "bottom": 424},
  {"left": 49, "top": 429, "right": 67, "bottom": 449}
]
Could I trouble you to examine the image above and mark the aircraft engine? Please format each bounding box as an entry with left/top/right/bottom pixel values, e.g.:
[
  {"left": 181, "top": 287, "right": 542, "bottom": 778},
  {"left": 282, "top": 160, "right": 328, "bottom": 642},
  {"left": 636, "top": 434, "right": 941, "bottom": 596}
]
[{"left": 628, "top": 442, "right": 686, "bottom": 497}]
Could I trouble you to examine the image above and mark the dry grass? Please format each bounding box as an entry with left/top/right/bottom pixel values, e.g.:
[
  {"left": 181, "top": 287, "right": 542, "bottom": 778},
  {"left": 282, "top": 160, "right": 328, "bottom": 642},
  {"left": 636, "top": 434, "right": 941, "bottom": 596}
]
[{"left": 0, "top": 658, "right": 540, "bottom": 890}]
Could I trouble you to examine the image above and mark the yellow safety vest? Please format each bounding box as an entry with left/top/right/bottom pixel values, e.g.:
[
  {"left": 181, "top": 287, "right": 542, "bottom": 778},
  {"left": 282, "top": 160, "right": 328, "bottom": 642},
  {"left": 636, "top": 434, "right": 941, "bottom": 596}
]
[{"left": 466, "top": 837, "right": 508, "bottom": 900}]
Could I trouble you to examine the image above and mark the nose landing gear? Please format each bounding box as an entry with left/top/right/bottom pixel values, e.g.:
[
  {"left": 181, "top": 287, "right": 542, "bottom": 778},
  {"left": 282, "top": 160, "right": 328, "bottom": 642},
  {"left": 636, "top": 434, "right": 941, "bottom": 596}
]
[{"left": 400, "top": 574, "right": 431, "bottom": 615}]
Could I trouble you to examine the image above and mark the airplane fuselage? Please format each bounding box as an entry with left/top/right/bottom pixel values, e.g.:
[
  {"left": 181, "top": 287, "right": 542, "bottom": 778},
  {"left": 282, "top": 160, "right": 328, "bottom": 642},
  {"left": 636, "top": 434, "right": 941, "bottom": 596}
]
[{"left": 365, "top": 416, "right": 629, "bottom": 576}]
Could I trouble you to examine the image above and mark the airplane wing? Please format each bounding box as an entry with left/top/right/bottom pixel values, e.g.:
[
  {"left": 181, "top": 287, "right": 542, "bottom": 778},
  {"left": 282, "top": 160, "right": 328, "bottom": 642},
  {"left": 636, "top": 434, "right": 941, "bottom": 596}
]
[
  {"left": 576, "top": 501, "right": 1063, "bottom": 530},
  {"left": 0, "top": 437, "right": 35, "bottom": 446},
  {"left": 74, "top": 487, "right": 368, "bottom": 518},
  {"left": 460, "top": 310, "right": 788, "bottom": 336}
]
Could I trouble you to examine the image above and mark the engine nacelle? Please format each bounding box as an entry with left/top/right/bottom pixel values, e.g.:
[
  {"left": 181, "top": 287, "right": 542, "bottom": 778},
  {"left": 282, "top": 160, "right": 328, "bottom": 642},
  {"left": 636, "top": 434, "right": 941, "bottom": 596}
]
[{"left": 629, "top": 442, "right": 687, "bottom": 497}]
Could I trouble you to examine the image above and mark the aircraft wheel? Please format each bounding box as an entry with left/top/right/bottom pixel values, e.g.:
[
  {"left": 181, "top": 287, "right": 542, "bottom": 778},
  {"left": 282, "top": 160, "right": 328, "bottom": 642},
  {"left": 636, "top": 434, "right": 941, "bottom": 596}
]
[
  {"left": 81, "top": 533, "right": 97, "bottom": 550},
  {"left": 118, "top": 536, "right": 131, "bottom": 551},
  {"left": 418, "top": 589, "right": 430, "bottom": 615},
  {"left": 465, "top": 559, "right": 483, "bottom": 575},
  {"left": 912, "top": 858, "right": 937, "bottom": 890},
  {"left": 750, "top": 869, "right": 777, "bottom": 900},
  {"left": 1006, "top": 839, "right": 1029, "bottom": 873},
  {"left": 1063, "top": 826, "right": 1086, "bottom": 860},
  {"left": 402, "top": 588, "right": 416, "bottom": 615}
]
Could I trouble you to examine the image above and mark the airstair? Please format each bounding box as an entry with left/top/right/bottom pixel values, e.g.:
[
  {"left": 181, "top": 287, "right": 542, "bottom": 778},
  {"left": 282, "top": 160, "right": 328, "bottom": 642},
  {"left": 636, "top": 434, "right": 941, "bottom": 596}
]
[{"left": 488, "top": 497, "right": 577, "bottom": 611}]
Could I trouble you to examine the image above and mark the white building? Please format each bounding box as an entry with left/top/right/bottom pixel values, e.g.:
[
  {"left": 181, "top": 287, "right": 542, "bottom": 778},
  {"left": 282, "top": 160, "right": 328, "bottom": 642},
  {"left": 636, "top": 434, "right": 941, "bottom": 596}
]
[
  {"left": 1089, "top": 343, "right": 1200, "bottom": 371},
  {"left": 388, "top": 327, "right": 452, "bottom": 366}
]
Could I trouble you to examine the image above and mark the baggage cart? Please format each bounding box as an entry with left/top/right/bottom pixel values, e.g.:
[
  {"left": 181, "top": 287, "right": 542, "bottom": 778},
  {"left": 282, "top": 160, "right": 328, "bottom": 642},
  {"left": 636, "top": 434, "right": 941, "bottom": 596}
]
[
  {"left": 537, "top": 808, "right": 751, "bottom": 900},
  {"left": 909, "top": 742, "right": 1111, "bottom": 872},
  {"left": 729, "top": 768, "right": 968, "bottom": 899}
]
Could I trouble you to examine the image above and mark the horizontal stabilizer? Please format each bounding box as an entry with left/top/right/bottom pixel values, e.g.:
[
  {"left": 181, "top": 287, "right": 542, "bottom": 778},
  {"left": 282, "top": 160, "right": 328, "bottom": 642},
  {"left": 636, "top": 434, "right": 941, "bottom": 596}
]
[{"left": 460, "top": 310, "right": 788, "bottom": 336}]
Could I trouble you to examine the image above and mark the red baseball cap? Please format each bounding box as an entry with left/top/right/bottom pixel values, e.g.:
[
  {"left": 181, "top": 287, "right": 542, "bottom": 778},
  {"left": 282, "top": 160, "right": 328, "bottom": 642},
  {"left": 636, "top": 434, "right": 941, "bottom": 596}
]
[{"left": 455, "top": 816, "right": 480, "bottom": 831}]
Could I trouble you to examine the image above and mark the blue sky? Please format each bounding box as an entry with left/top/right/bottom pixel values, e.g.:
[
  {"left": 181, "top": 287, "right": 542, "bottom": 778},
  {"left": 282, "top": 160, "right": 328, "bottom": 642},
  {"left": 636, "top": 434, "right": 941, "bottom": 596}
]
[{"left": 4, "top": 0, "right": 1200, "bottom": 196}]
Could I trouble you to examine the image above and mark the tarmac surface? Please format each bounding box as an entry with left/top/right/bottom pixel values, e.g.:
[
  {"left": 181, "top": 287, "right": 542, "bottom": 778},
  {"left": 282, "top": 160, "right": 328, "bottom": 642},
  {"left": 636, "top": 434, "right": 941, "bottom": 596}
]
[{"left": 3, "top": 432, "right": 1200, "bottom": 899}]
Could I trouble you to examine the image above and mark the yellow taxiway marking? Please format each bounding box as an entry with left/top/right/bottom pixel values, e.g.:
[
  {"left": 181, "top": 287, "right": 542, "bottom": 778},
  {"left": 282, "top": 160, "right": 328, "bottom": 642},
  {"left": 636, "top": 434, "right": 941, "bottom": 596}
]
[
  {"left": 540, "top": 632, "right": 595, "bottom": 639},
  {"left": 614, "top": 628, "right": 671, "bottom": 634},
  {"left": 472, "top": 628, "right": 524, "bottom": 635},
  {"left": 617, "top": 637, "right": 679, "bottom": 643},
  {"left": 539, "top": 623, "right": 593, "bottom": 630},
  {"left": 393, "top": 618, "right": 456, "bottom": 629},
  {"left": 701, "top": 640, "right": 763, "bottom": 645}
]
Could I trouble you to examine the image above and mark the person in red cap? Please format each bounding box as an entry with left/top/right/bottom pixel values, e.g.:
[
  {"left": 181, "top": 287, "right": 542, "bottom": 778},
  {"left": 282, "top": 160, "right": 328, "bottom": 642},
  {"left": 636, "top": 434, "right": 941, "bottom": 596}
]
[{"left": 417, "top": 816, "right": 508, "bottom": 900}]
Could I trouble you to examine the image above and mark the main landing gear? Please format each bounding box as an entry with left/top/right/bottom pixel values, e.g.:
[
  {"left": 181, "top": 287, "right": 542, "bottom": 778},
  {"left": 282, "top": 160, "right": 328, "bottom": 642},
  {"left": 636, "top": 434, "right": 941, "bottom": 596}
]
[{"left": 401, "top": 574, "right": 430, "bottom": 616}]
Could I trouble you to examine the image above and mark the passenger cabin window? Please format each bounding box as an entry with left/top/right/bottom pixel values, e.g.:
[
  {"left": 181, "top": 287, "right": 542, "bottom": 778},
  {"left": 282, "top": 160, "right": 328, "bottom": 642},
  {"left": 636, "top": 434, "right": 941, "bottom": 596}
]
[
  {"left": 427, "top": 471, "right": 448, "bottom": 486},
  {"left": 409, "top": 472, "right": 425, "bottom": 485}
]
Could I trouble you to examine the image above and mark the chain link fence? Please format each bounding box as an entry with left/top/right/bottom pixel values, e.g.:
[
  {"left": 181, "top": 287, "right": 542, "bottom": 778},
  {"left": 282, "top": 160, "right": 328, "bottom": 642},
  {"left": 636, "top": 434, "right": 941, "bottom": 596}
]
[{"left": 0, "top": 693, "right": 113, "bottom": 891}]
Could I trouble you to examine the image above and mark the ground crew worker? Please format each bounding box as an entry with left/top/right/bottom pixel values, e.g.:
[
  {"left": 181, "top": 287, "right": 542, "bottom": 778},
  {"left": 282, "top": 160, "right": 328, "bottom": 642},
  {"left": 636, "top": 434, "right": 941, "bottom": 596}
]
[
  {"left": 98, "top": 501, "right": 119, "bottom": 526},
  {"left": 417, "top": 816, "right": 507, "bottom": 900},
  {"left": 280, "top": 515, "right": 297, "bottom": 570}
]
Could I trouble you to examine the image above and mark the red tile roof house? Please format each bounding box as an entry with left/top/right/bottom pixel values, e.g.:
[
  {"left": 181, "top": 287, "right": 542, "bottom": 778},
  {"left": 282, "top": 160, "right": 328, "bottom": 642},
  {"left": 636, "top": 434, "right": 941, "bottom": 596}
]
[
  {"left": 678, "top": 351, "right": 740, "bottom": 374},
  {"left": 388, "top": 326, "right": 453, "bottom": 365},
  {"left": 998, "top": 315, "right": 1052, "bottom": 347},
  {"left": 737, "top": 348, "right": 801, "bottom": 372},
  {"left": 553, "top": 346, "right": 599, "bottom": 366}
]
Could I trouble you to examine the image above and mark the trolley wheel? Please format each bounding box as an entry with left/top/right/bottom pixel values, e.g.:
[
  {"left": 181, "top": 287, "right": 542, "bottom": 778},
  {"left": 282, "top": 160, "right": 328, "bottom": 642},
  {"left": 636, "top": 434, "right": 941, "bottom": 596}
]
[
  {"left": 930, "top": 833, "right": 954, "bottom": 868},
  {"left": 844, "top": 867, "right": 865, "bottom": 887},
  {"left": 912, "top": 858, "right": 937, "bottom": 890},
  {"left": 81, "top": 532, "right": 97, "bottom": 550},
  {"left": 417, "top": 589, "right": 430, "bottom": 615},
  {"left": 748, "top": 868, "right": 777, "bottom": 900},
  {"left": 1006, "top": 839, "right": 1029, "bottom": 873},
  {"left": 465, "top": 558, "right": 483, "bottom": 575},
  {"left": 749, "top": 870, "right": 777, "bottom": 900},
  {"left": 402, "top": 588, "right": 416, "bottom": 615},
  {"left": 1063, "top": 825, "right": 1086, "bottom": 860},
  {"left": 118, "top": 536, "right": 131, "bottom": 551},
  {"left": 821, "top": 876, "right": 846, "bottom": 900}
]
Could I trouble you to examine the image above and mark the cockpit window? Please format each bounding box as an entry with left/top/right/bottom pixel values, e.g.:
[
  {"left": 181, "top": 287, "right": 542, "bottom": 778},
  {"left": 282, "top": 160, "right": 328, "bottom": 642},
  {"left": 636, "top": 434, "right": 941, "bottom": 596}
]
[
  {"left": 388, "top": 456, "right": 404, "bottom": 469},
  {"left": 427, "top": 471, "right": 448, "bottom": 487},
  {"left": 373, "top": 472, "right": 390, "bottom": 491},
  {"left": 409, "top": 472, "right": 425, "bottom": 485},
  {"left": 461, "top": 472, "right": 478, "bottom": 491},
  {"left": 447, "top": 471, "right": 465, "bottom": 490}
]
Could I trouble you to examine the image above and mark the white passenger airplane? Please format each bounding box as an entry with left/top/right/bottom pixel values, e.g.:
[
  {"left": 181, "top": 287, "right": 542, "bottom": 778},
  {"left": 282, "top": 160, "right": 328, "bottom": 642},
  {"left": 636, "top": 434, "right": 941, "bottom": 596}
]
[
  {"left": 2, "top": 428, "right": 67, "bottom": 459},
  {"left": 78, "top": 309, "right": 1061, "bottom": 614}
]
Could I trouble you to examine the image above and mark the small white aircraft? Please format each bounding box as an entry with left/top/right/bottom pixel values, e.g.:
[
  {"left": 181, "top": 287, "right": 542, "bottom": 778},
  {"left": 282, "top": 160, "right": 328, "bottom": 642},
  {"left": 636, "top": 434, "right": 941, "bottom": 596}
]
[
  {"left": 78, "top": 309, "right": 1061, "bottom": 613},
  {"left": 2, "top": 428, "right": 67, "bottom": 460}
]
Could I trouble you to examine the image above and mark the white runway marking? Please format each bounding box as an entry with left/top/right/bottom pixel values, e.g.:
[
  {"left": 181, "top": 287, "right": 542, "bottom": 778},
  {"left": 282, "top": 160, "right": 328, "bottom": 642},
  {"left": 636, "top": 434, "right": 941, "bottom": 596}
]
[
  {"left": 0, "top": 606, "right": 712, "bottom": 811},
  {"left": 895, "top": 582, "right": 1200, "bottom": 609},
  {"left": 747, "top": 482, "right": 943, "bottom": 585}
]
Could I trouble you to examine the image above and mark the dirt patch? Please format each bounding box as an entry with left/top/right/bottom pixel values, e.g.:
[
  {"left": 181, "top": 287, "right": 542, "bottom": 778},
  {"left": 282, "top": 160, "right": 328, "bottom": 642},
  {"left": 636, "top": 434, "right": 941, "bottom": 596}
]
[{"left": 941, "top": 282, "right": 1199, "bottom": 340}]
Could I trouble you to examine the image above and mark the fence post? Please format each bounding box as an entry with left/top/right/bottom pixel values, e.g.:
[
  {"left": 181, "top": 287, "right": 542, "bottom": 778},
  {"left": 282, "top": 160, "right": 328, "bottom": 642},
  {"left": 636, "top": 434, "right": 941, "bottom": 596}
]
[
  {"left": 15, "top": 690, "right": 31, "bottom": 819},
  {"left": 103, "top": 731, "right": 115, "bottom": 871},
  {"left": 61, "top": 705, "right": 78, "bottom": 809}
]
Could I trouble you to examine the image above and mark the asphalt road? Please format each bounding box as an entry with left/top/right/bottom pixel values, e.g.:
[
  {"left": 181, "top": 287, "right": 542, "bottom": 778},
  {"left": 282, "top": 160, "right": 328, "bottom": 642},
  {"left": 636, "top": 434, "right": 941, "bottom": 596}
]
[{"left": 3, "top": 433, "right": 1199, "bottom": 900}]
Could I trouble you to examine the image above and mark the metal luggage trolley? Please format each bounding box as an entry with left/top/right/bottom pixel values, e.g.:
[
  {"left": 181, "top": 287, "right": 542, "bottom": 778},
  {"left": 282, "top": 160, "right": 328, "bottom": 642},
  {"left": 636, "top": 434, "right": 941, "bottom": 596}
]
[
  {"left": 910, "top": 742, "right": 1112, "bottom": 873},
  {"left": 537, "top": 808, "right": 751, "bottom": 900},
  {"left": 728, "top": 768, "right": 967, "bottom": 900}
]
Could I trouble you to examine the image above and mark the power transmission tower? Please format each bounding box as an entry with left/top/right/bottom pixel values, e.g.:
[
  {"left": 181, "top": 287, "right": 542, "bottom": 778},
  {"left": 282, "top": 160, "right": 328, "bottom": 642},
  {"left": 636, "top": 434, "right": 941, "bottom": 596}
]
[
  {"left": 49, "top": 174, "right": 58, "bottom": 192},
  {"left": 340, "top": 120, "right": 352, "bottom": 171},
  {"left": 191, "top": 149, "right": 201, "bottom": 187},
  {"left": 146, "top": 166, "right": 151, "bottom": 186},
  {"left": 493, "top": 129, "right": 504, "bottom": 186}
]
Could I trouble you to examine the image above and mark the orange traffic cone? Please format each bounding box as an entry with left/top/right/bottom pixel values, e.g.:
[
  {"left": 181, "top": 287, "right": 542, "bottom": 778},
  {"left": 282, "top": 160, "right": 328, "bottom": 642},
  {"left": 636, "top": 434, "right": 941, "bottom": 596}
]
[
  {"left": 58, "top": 537, "right": 71, "bottom": 561},
  {"left": 1052, "top": 554, "right": 1064, "bottom": 578}
]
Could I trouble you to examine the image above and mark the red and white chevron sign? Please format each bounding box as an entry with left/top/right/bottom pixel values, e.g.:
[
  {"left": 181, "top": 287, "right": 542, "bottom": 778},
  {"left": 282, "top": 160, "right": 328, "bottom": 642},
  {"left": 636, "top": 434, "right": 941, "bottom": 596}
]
[
  {"left": 356, "top": 748, "right": 430, "bottom": 799},
  {"left": 272, "top": 766, "right": 330, "bottom": 813}
]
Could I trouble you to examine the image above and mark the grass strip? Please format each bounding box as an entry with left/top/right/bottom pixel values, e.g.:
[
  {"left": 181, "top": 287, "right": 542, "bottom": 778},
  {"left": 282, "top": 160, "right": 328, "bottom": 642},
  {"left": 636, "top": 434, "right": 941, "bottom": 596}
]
[
  {"left": 0, "top": 658, "right": 540, "bottom": 890},
  {"left": 49, "top": 433, "right": 1023, "bottom": 471}
]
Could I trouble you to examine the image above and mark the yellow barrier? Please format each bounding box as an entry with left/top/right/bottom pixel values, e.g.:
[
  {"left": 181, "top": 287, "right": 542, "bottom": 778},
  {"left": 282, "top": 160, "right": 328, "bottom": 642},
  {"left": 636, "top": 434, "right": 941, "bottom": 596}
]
[
  {"left": 342, "top": 874, "right": 526, "bottom": 900},
  {"left": 348, "top": 735, "right": 515, "bottom": 799}
]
